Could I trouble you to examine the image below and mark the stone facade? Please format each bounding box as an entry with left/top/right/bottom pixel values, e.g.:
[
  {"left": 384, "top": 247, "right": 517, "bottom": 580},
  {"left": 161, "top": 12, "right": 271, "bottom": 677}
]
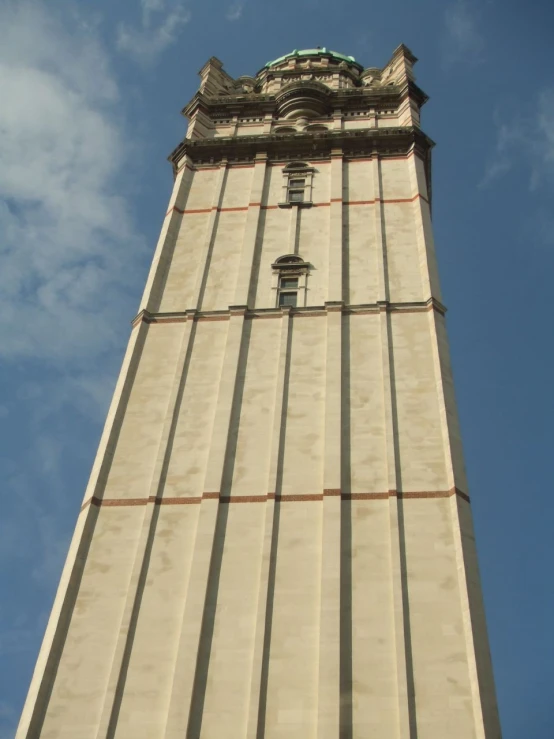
[{"left": 17, "top": 46, "right": 502, "bottom": 739}]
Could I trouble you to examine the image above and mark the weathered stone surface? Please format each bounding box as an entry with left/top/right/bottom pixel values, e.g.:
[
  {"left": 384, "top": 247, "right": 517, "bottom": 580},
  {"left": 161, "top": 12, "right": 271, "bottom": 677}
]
[{"left": 17, "top": 47, "right": 501, "bottom": 739}]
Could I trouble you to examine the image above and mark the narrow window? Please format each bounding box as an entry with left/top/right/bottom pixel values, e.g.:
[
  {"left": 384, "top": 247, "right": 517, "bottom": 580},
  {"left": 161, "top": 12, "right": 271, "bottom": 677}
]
[
  {"left": 279, "top": 292, "right": 298, "bottom": 307},
  {"left": 278, "top": 275, "right": 299, "bottom": 307},
  {"left": 280, "top": 277, "right": 299, "bottom": 290},
  {"left": 280, "top": 162, "right": 314, "bottom": 208},
  {"left": 287, "top": 178, "right": 306, "bottom": 203},
  {"left": 272, "top": 255, "right": 309, "bottom": 308},
  {"left": 288, "top": 189, "right": 304, "bottom": 202}
]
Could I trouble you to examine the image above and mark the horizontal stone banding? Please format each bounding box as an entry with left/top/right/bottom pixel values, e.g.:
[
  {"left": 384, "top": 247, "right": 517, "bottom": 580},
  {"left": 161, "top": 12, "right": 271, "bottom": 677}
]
[
  {"left": 175, "top": 151, "right": 422, "bottom": 175},
  {"left": 131, "top": 299, "right": 446, "bottom": 328},
  {"left": 169, "top": 131, "right": 431, "bottom": 175},
  {"left": 166, "top": 193, "right": 428, "bottom": 217},
  {"left": 81, "top": 487, "right": 469, "bottom": 512}
]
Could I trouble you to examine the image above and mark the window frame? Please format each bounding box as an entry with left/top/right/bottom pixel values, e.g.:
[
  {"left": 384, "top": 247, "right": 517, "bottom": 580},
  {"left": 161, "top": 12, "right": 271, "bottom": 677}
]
[
  {"left": 272, "top": 254, "right": 310, "bottom": 308},
  {"left": 288, "top": 189, "right": 305, "bottom": 203},
  {"left": 279, "top": 162, "right": 315, "bottom": 208},
  {"left": 280, "top": 276, "right": 299, "bottom": 290},
  {"left": 278, "top": 291, "right": 298, "bottom": 307}
]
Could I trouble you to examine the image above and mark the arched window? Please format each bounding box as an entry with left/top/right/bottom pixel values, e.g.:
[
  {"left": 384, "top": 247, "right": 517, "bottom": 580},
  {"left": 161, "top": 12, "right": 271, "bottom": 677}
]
[
  {"left": 274, "top": 126, "right": 297, "bottom": 134},
  {"left": 305, "top": 124, "right": 329, "bottom": 132},
  {"left": 273, "top": 254, "right": 305, "bottom": 265},
  {"left": 284, "top": 161, "right": 310, "bottom": 170},
  {"left": 279, "top": 162, "right": 315, "bottom": 207},
  {"left": 271, "top": 254, "right": 310, "bottom": 308}
]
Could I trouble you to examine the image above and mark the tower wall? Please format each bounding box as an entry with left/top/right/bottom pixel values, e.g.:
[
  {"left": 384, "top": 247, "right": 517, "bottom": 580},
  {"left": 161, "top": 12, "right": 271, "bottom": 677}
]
[
  {"left": 151, "top": 154, "right": 437, "bottom": 316},
  {"left": 17, "top": 47, "right": 501, "bottom": 739}
]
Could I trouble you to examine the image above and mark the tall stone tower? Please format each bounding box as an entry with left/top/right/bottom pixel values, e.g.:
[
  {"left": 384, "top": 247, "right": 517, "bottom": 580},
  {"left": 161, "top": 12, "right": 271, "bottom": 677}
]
[{"left": 17, "top": 47, "right": 501, "bottom": 739}]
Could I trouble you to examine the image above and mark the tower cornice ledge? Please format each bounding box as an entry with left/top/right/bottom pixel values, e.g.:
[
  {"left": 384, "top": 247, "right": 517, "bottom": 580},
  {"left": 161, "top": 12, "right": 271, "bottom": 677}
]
[
  {"left": 131, "top": 298, "right": 447, "bottom": 328},
  {"left": 181, "top": 80, "right": 428, "bottom": 120},
  {"left": 168, "top": 127, "right": 434, "bottom": 171}
]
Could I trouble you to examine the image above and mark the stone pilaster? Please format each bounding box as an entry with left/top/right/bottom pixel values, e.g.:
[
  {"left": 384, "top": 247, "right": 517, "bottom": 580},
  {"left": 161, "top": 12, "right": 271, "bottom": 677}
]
[{"left": 163, "top": 307, "right": 247, "bottom": 739}]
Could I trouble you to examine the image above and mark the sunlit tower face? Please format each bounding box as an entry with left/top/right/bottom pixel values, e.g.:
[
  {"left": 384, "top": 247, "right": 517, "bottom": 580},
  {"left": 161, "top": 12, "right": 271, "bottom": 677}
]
[{"left": 17, "top": 46, "right": 501, "bottom": 739}]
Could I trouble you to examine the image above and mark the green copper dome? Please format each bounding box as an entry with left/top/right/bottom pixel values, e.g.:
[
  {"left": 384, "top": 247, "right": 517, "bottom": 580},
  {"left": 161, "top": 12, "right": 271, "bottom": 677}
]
[{"left": 264, "top": 48, "right": 363, "bottom": 72}]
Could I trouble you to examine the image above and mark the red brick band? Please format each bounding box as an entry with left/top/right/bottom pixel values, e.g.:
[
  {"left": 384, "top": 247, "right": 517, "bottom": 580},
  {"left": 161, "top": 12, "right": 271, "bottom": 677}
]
[
  {"left": 81, "top": 487, "right": 469, "bottom": 512},
  {"left": 165, "top": 192, "right": 429, "bottom": 217}
]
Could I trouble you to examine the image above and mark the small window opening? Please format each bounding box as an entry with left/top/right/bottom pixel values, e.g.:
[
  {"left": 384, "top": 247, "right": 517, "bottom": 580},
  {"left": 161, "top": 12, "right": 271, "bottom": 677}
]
[
  {"left": 273, "top": 254, "right": 309, "bottom": 308},
  {"left": 280, "top": 277, "right": 298, "bottom": 290},
  {"left": 278, "top": 275, "right": 299, "bottom": 307},
  {"left": 279, "top": 292, "right": 298, "bottom": 307},
  {"left": 281, "top": 162, "right": 314, "bottom": 208}
]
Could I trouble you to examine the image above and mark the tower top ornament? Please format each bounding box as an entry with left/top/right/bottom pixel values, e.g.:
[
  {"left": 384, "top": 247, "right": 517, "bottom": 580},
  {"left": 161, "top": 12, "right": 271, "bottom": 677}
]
[{"left": 263, "top": 48, "right": 363, "bottom": 72}]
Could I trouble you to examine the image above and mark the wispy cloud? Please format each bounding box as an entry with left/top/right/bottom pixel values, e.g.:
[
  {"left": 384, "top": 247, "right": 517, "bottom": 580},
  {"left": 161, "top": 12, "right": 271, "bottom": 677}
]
[
  {"left": 0, "top": 4, "right": 151, "bottom": 734},
  {"left": 480, "top": 89, "right": 554, "bottom": 247},
  {"left": 0, "top": 0, "right": 145, "bottom": 716},
  {"left": 442, "top": 0, "right": 484, "bottom": 66},
  {"left": 480, "top": 89, "right": 554, "bottom": 190},
  {"left": 117, "top": 0, "right": 190, "bottom": 63},
  {"left": 226, "top": 1, "right": 245, "bottom": 21},
  {"left": 0, "top": 2, "right": 146, "bottom": 366}
]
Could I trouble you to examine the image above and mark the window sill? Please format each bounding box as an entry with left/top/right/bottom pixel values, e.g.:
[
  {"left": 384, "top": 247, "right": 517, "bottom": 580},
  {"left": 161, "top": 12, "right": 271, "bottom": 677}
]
[{"left": 278, "top": 201, "right": 313, "bottom": 209}]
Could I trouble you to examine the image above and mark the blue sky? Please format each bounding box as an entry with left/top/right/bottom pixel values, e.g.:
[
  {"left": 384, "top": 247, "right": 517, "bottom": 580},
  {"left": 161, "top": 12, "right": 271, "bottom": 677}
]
[{"left": 0, "top": 0, "right": 553, "bottom": 736}]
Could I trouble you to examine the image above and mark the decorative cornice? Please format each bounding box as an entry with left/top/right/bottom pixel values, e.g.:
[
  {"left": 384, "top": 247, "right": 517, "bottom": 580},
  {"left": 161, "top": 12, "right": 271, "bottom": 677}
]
[
  {"left": 182, "top": 80, "right": 427, "bottom": 121},
  {"left": 131, "top": 298, "right": 446, "bottom": 328},
  {"left": 168, "top": 126, "right": 434, "bottom": 172}
]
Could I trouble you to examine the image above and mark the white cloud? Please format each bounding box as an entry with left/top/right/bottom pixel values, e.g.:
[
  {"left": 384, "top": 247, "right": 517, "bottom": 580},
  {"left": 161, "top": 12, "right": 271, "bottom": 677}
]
[
  {"left": 226, "top": 1, "right": 245, "bottom": 21},
  {"left": 442, "top": 0, "right": 484, "bottom": 66},
  {"left": 480, "top": 89, "right": 554, "bottom": 190},
  {"left": 480, "top": 89, "right": 554, "bottom": 248},
  {"left": 117, "top": 0, "right": 191, "bottom": 63},
  {"left": 0, "top": 0, "right": 146, "bottom": 624},
  {"left": 0, "top": 1, "right": 147, "bottom": 366},
  {"left": 142, "top": 0, "right": 167, "bottom": 18},
  {"left": 0, "top": 6, "right": 152, "bottom": 731}
]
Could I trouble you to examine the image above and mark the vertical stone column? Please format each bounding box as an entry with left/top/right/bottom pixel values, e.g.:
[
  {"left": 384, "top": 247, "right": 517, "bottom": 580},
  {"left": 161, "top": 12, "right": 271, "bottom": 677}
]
[
  {"left": 140, "top": 158, "right": 195, "bottom": 313},
  {"left": 288, "top": 206, "right": 299, "bottom": 256},
  {"left": 328, "top": 148, "right": 343, "bottom": 302},
  {"left": 163, "top": 307, "right": 247, "bottom": 739},
  {"left": 245, "top": 306, "right": 292, "bottom": 739},
  {"left": 378, "top": 306, "right": 414, "bottom": 739},
  {"left": 372, "top": 153, "right": 389, "bottom": 304},
  {"left": 94, "top": 314, "right": 197, "bottom": 738},
  {"left": 368, "top": 107, "right": 377, "bottom": 128},
  {"left": 266, "top": 309, "right": 292, "bottom": 508},
  {"left": 317, "top": 147, "right": 344, "bottom": 737},
  {"left": 234, "top": 152, "right": 268, "bottom": 307},
  {"left": 192, "top": 157, "right": 229, "bottom": 310},
  {"left": 407, "top": 149, "right": 441, "bottom": 302},
  {"left": 317, "top": 302, "right": 343, "bottom": 739},
  {"left": 15, "top": 319, "right": 150, "bottom": 739},
  {"left": 373, "top": 152, "right": 415, "bottom": 738}
]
